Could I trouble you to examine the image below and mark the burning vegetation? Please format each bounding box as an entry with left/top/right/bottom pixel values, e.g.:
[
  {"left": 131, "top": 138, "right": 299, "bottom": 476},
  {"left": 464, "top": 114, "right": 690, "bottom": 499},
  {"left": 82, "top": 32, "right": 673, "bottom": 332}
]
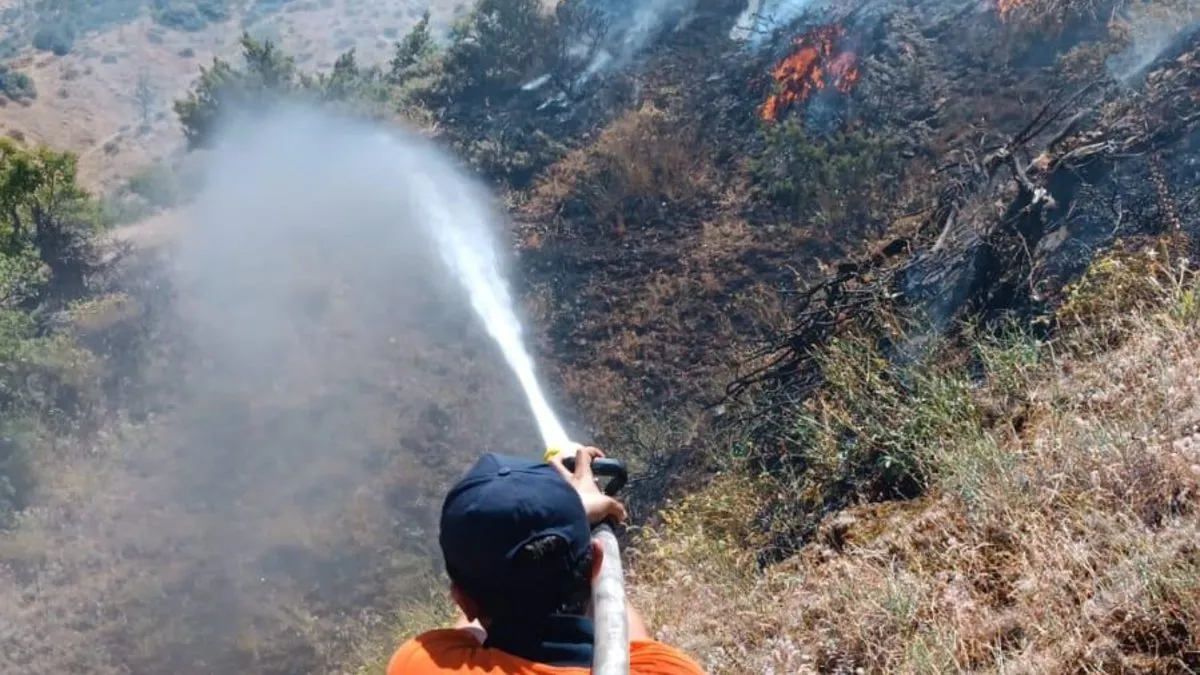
[
  {"left": 996, "top": 0, "right": 1032, "bottom": 15},
  {"left": 760, "top": 23, "right": 861, "bottom": 123}
]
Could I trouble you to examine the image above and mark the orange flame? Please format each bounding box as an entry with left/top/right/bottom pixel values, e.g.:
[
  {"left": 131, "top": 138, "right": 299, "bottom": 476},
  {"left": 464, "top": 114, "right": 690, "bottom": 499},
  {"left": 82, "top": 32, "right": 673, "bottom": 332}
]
[
  {"left": 760, "top": 23, "right": 861, "bottom": 123},
  {"left": 995, "top": 0, "right": 1031, "bottom": 17}
]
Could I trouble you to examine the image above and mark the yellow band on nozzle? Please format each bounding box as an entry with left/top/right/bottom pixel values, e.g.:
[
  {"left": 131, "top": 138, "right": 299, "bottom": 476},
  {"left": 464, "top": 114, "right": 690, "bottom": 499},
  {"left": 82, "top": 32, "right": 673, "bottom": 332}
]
[{"left": 544, "top": 442, "right": 581, "bottom": 463}]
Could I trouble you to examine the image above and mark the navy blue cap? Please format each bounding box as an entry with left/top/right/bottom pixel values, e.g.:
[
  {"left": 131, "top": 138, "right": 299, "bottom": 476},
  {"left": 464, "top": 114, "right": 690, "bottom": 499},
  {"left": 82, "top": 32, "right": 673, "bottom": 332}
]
[{"left": 439, "top": 453, "right": 591, "bottom": 604}]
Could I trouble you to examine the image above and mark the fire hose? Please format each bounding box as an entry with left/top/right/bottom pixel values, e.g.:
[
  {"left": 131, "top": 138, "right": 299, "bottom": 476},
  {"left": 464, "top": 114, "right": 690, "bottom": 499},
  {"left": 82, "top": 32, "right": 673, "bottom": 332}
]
[{"left": 546, "top": 446, "right": 630, "bottom": 675}]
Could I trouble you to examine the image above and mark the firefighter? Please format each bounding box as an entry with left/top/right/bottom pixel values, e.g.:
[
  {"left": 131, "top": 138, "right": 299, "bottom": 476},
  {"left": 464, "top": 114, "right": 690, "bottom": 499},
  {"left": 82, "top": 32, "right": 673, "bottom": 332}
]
[{"left": 387, "top": 446, "right": 706, "bottom": 674}]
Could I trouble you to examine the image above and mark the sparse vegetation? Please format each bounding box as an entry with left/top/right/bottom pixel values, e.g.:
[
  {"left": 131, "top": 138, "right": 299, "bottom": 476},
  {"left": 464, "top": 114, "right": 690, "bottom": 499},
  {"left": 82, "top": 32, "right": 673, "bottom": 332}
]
[
  {"left": 133, "top": 71, "right": 156, "bottom": 131},
  {"left": 631, "top": 242, "right": 1200, "bottom": 673},
  {"left": 750, "top": 123, "right": 904, "bottom": 229},
  {"left": 0, "top": 65, "right": 37, "bottom": 102}
]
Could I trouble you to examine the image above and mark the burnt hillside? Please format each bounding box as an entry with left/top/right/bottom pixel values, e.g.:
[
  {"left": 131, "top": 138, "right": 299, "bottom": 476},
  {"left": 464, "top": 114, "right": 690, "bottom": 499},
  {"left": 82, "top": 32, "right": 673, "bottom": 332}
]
[{"left": 1, "top": 0, "right": 1198, "bottom": 673}]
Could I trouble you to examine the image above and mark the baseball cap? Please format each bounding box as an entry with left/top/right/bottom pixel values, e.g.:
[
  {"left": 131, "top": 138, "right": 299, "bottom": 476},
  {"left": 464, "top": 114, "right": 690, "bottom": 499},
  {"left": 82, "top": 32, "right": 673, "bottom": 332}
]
[{"left": 439, "top": 453, "right": 592, "bottom": 609}]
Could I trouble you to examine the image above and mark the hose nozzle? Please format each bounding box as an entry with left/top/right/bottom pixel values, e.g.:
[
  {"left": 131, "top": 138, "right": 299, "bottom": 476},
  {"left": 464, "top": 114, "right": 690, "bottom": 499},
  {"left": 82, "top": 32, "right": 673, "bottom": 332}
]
[
  {"left": 544, "top": 443, "right": 628, "bottom": 496},
  {"left": 543, "top": 441, "right": 582, "bottom": 463}
]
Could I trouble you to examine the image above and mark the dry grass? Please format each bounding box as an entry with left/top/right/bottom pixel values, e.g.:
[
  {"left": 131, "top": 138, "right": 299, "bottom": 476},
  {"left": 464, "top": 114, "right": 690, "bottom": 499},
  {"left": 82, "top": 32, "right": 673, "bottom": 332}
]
[
  {"left": 528, "top": 103, "right": 714, "bottom": 234},
  {"left": 629, "top": 242, "right": 1200, "bottom": 674}
]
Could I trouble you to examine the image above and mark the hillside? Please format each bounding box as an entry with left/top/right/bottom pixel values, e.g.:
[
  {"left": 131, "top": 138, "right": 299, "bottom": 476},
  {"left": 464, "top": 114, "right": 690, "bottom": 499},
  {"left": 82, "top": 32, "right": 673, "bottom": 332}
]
[
  {"left": 2, "top": 0, "right": 1200, "bottom": 673},
  {"left": 0, "top": 0, "right": 457, "bottom": 191}
]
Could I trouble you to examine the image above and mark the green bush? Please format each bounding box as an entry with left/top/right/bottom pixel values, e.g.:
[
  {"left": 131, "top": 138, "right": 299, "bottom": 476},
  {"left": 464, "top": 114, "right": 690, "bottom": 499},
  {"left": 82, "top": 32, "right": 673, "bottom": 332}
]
[
  {"left": 0, "top": 418, "right": 35, "bottom": 528},
  {"left": 126, "top": 164, "right": 181, "bottom": 208},
  {"left": 195, "top": 0, "right": 230, "bottom": 21},
  {"left": 0, "top": 65, "right": 37, "bottom": 101},
  {"left": 152, "top": 0, "right": 230, "bottom": 31},
  {"left": 749, "top": 123, "right": 904, "bottom": 227},
  {"left": 426, "top": 0, "right": 555, "bottom": 110},
  {"left": 0, "top": 36, "right": 21, "bottom": 60},
  {"left": 154, "top": 3, "right": 207, "bottom": 31},
  {"left": 243, "top": 0, "right": 294, "bottom": 25},
  {"left": 32, "top": 22, "right": 76, "bottom": 56}
]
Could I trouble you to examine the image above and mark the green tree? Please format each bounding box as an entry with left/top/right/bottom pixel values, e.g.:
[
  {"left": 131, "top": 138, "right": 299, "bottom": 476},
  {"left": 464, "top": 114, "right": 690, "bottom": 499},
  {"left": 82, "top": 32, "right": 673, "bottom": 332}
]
[
  {"left": 174, "top": 33, "right": 300, "bottom": 148},
  {"left": 431, "top": 0, "right": 553, "bottom": 107},
  {"left": 0, "top": 138, "right": 100, "bottom": 302},
  {"left": 388, "top": 10, "right": 436, "bottom": 84},
  {"left": 321, "top": 48, "right": 359, "bottom": 102},
  {"left": 0, "top": 138, "right": 102, "bottom": 526}
]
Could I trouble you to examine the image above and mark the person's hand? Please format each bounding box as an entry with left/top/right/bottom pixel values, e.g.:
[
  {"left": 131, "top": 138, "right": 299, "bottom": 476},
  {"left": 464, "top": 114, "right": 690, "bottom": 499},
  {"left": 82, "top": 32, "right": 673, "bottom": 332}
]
[{"left": 549, "top": 446, "right": 628, "bottom": 525}]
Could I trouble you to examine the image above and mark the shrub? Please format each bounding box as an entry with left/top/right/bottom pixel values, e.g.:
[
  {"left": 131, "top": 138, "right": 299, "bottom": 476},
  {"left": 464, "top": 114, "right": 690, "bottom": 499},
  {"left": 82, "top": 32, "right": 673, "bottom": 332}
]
[
  {"left": 530, "top": 104, "right": 712, "bottom": 229},
  {"left": 1057, "top": 236, "right": 1195, "bottom": 349},
  {"left": 126, "top": 164, "right": 181, "bottom": 208},
  {"left": 32, "top": 22, "right": 76, "bottom": 56},
  {"left": 195, "top": 0, "right": 230, "bottom": 21},
  {"left": 429, "top": 0, "right": 555, "bottom": 107},
  {"left": 0, "top": 65, "right": 37, "bottom": 101},
  {"left": 153, "top": 3, "right": 207, "bottom": 31},
  {"left": 749, "top": 122, "right": 903, "bottom": 228},
  {"left": 0, "top": 254, "right": 99, "bottom": 526},
  {"left": 153, "top": 0, "right": 229, "bottom": 31}
]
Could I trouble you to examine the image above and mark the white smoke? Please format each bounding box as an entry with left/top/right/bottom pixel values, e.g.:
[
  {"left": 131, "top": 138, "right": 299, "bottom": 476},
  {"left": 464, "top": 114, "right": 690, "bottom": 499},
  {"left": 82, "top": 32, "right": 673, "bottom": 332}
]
[
  {"left": 1106, "top": 6, "right": 1200, "bottom": 84},
  {"left": 730, "top": 0, "right": 829, "bottom": 46},
  {"left": 570, "top": 0, "right": 699, "bottom": 85}
]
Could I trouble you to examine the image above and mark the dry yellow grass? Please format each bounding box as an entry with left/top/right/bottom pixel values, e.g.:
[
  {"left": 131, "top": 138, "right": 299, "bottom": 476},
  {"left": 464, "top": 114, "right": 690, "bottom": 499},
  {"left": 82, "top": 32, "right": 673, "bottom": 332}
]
[
  {"left": 629, "top": 243, "right": 1200, "bottom": 674},
  {"left": 528, "top": 103, "right": 714, "bottom": 234}
]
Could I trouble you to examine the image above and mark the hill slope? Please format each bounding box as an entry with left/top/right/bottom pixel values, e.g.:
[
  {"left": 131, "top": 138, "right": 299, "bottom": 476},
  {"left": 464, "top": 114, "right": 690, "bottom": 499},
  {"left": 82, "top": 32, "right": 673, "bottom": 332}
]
[{"left": 1, "top": 0, "right": 1199, "bottom": 673}]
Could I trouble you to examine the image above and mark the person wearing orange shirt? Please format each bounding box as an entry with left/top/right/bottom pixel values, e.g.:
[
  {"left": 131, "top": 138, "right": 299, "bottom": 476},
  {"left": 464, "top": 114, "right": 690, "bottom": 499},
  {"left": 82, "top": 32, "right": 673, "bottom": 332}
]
[{"left": 387, "top": 446, "right": 706, "bottom": 675}]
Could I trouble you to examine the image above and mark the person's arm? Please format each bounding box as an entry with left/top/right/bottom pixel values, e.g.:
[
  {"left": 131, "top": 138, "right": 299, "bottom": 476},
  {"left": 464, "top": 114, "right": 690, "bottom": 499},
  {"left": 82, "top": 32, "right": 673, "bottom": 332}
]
[
  {"left": 626, "top": 599, "right": 650, "bottom": 642},
  {"left": 551, "top": 448, "right": 647, "bottom": 642}
]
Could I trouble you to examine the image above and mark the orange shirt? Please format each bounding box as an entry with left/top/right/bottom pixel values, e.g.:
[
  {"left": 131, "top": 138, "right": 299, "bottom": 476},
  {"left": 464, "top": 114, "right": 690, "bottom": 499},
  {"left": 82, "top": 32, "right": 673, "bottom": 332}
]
[{"left": 387, "top": 628, "right": 706, "bottom": 675}]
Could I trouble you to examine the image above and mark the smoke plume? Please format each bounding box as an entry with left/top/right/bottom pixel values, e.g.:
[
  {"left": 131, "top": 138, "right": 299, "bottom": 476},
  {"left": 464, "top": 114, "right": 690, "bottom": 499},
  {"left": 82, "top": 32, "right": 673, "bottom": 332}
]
[
  {"left": 1106, "top": 4, "right": 1200, "bottom": 84},
  {"left": 574, "top": 0, "right": 700, "bottom": 81}
]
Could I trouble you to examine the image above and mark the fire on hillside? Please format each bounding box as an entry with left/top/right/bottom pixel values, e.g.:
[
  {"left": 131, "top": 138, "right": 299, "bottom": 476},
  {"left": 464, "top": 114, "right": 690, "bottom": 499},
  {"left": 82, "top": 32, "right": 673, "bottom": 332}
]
[
  {"left": 760, "top": 23, "right": 861, "bottom": 123},
  {"left": 995, "top": 0, "right": 1032, "bottom": 17}
]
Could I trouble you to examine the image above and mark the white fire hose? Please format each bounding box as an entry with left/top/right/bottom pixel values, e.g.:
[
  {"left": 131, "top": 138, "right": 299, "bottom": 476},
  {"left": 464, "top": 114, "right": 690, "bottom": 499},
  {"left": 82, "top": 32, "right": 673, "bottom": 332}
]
[
  {"left": 590, "top": 522, "right": 629, "bottom": 675},
  {"left": 546, "top": 445, "right": 630, "bottom": 675}
]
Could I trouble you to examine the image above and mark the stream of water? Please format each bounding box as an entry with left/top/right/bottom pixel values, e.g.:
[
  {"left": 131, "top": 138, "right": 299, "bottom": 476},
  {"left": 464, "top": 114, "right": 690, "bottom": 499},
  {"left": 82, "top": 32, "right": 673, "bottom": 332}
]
[{"left": 374, "top": 131, "right": 573, "bottom": 452}]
